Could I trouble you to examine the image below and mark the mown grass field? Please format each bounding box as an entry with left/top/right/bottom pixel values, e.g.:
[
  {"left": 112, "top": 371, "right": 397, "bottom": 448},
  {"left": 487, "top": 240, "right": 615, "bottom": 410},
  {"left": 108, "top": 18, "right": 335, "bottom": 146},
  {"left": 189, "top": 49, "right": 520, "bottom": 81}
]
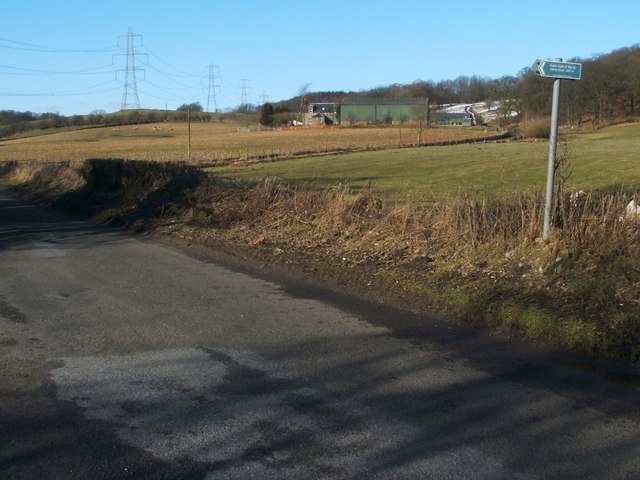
[
  {"left": 212, "top": 122, "right": 640, "bottom": 199},
  {"left": 0, "top": 121, "right": 489, "bottom": 164}
]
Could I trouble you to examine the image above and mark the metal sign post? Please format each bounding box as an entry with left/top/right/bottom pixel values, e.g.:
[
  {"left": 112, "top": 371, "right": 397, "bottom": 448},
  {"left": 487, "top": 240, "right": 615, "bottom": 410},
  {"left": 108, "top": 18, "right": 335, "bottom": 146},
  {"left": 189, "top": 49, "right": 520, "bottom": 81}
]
[
  {"left": 543, "top": 77, "right": 562, "bottom": 240},
  {"left": 533, "top": 58, "right": 582, "bottom": 240}
]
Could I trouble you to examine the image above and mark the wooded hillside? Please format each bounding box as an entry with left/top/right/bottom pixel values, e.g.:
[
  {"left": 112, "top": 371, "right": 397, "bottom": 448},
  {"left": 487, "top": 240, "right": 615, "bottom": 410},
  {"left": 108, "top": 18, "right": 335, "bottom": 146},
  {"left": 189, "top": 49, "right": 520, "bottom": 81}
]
[{"left": 281, "top": 45, "right": 640, "bottom": 127}]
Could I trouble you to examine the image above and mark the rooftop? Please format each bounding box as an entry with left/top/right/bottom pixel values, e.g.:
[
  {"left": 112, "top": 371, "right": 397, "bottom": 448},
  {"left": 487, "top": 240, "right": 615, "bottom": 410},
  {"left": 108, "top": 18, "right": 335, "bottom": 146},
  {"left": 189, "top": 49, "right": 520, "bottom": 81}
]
[{"left": 341, "top": 97, "right": 428, "bottom": 106}]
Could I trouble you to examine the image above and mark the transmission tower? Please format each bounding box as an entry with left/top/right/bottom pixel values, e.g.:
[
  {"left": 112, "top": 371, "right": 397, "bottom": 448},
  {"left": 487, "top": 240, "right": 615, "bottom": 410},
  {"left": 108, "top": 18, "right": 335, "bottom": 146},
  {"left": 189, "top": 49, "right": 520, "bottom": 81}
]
[
  {"left": 115, "top": 28, "right": 145, "bottom": 110},
  {"left": 205, "top": 63, "right": 221, "bottom": 112},
  {"left": 239, "top": 77, "right": 251, "bottom": 108}
]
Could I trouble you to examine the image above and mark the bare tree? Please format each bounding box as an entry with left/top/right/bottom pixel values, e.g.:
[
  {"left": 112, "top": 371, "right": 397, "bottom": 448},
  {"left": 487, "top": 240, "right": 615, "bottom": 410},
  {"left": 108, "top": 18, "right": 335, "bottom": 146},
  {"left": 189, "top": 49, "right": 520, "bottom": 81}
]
[
  {"left": 297, "top": 82, "right": 312, "bottom": 123},
  {"left": 412, "top": 99, "right": 430, "bottom": 146}
]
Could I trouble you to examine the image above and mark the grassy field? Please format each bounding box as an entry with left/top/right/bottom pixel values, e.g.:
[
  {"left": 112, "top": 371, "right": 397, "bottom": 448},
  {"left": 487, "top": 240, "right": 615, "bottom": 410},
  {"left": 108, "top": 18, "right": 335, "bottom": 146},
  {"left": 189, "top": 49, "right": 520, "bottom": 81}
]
[
  {"left": 211, "top": 122, "right": 640, "bottom": 199},
  {"left": 0, "top": 121, "right": 489, "bottom": 164},
  {"left": 2, "top": 120, "right": 639, "bottom": 199}
]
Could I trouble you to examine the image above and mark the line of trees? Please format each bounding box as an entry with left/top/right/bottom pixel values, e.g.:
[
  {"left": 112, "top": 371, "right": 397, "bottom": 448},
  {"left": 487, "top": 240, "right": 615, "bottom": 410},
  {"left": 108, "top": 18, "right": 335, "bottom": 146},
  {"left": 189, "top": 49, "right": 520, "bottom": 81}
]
[
  {"left": 0, "top": 110, "right": 93, "bottom": 138},
  {"left": 269, "top": 44, "right": 640, "bottom": 128},
  {"left": 518, "top": 46, "right": 640, "bottom": 126},
  {"left": 0, "top": 105, "right": 218, "bottom": 139}
]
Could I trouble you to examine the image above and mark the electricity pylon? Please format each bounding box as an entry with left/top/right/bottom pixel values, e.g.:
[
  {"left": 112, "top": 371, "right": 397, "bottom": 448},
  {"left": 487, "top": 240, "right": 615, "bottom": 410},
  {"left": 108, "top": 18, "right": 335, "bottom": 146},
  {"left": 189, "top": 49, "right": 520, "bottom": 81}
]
[
  {"left": 115, "top": 28, "right": 145, "bottom": 110},
  {"left": 206, "top": 63, "right": 220, "bottom": 112}
]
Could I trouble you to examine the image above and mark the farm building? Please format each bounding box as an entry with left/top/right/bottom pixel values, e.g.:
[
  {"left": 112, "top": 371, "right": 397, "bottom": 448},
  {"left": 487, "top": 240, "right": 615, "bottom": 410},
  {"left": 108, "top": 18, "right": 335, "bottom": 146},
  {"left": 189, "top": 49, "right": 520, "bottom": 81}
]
[
  {"left": 432, "top": 111, "right": 474, "bottom": 126},
  {"left": 339, "top": 98, "right": 427, "bottom": 125},
  {"left": 337, "top": 98, "right": 474, "bottom": 126},
  {"left": 305, "top": 103, "right": 339, "bottom": 126},
  {"left": 305, "top": 99, "right": 475, "bottom": 126}
]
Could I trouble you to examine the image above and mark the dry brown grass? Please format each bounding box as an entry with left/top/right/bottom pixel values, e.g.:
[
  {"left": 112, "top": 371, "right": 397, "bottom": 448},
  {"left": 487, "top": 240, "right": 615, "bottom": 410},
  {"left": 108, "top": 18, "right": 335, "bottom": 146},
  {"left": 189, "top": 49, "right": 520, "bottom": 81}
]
[
  {"left": 522, "top": 117, "right": 551, "bottom": 139},
  {"left": 1, "top": 161, "right": 84, "bottom": 197},
  {"left": 0, "top": 122, "right": 491, "bottom": 163}
]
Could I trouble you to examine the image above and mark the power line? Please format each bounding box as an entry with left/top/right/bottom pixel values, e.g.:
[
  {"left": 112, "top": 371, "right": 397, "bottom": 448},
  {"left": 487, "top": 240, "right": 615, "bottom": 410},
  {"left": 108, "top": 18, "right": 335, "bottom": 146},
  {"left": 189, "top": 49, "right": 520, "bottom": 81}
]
[
  {"left": 0, "top": 80, "right": 120, "bottom": 97},
  {"left": 0, "top": 36, "right": 117, "bottom": 53},
  {"left": 0, "top": 31, "right": 245, "bottom": 111},
  {"left": 140, "top": 79, "right": 195, "bottom": 101},
  {"left": 145, "top": 63, "right": 200, "bottom": 89},
  {"left": 0, "top": 64, "right": 115, "bottom": 76},
  {"left": 121, "top": 42, "right": 203, "bottom": 104},
  {"left": 140, "top": 45, "right": 197, "bottom": 78}
]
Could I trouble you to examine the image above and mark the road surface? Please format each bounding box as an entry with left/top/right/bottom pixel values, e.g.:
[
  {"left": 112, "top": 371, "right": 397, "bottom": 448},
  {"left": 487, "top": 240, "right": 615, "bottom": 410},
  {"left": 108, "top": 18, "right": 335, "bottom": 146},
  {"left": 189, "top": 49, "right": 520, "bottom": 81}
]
[{"left": 1, "top": 187, "right": 640, "bottom": 479}]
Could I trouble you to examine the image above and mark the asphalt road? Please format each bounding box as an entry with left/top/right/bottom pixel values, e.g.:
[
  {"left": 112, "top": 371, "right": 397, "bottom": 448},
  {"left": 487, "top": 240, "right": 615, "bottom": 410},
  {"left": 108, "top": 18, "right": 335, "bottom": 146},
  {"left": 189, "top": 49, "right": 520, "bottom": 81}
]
[{"left": 1, "top": 187, "right": 640, "bottom": 479}]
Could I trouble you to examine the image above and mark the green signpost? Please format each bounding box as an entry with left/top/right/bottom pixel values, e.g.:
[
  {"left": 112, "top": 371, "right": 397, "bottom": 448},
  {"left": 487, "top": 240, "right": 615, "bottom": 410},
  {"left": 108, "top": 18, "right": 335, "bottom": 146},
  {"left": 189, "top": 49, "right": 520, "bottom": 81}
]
[
  {"left": 533, "top": 58, "right": 582, "bottom": 240},
  {"left": 533, "top": 59, "right": 582, "bottom": 80}
]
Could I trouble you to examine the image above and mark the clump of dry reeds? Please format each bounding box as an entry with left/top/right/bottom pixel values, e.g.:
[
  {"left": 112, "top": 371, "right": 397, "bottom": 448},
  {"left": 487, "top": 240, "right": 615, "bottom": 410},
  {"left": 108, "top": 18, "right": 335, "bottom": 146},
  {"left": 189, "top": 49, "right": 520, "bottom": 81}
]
[
  {"left": 192, "top": 173, "right": 638, "bottom": 276},
  {"left": 1, "top": 161, "right": 84, "bottom": 197},
  {"left": 521, "top": 116, "right": 551, "bottom": 139}
]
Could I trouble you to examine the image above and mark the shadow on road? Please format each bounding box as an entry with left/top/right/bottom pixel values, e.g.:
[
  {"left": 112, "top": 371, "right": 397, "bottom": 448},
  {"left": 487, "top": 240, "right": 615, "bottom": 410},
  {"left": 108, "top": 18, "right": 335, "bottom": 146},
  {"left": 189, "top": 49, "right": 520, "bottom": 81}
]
[{"left": 0, "top": 187, "right": 127, "bottom": 253}]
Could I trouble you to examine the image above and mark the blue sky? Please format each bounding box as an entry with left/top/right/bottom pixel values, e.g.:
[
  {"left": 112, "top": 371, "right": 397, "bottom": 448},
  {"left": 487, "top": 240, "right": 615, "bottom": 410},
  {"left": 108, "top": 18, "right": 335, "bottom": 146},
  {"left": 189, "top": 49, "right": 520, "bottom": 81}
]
[{"left": 1, "top": 0, "right": 638, "bottom": 115}]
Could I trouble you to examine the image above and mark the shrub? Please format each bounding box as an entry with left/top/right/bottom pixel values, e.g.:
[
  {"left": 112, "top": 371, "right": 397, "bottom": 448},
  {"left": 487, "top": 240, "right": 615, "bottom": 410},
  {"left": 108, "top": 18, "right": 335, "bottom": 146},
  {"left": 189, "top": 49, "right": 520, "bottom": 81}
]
[{"left": 522, "top": 117, "right": 551, "bottom": 138}]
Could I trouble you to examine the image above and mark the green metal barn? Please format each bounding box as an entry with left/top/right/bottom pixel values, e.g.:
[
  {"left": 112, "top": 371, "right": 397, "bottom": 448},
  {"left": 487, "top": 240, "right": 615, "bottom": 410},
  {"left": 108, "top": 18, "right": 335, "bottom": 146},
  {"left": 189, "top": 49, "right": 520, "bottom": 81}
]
[{"left": 339, "top": 98, "right": 428, "bottom": 124}]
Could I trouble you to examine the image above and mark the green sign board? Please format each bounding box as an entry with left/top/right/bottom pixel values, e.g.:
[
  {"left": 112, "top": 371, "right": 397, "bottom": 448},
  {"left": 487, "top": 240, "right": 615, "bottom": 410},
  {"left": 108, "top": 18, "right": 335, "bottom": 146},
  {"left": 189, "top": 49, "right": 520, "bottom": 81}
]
[{"left": 533, "top": 60, "right": 582, "bottom": 80}]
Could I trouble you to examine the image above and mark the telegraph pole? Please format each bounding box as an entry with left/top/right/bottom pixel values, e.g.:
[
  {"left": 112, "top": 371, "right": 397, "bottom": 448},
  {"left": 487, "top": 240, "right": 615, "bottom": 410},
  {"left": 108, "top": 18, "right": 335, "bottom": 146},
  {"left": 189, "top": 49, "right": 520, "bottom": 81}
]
[{"left": 187, "top": 109, "right": 192, "bottom": 162}]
